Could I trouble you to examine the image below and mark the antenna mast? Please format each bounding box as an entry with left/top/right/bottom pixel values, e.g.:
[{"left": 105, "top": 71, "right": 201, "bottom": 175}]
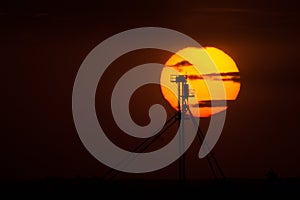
[{"left": 171, "top": 75, "right": 194, "bottom": 183}]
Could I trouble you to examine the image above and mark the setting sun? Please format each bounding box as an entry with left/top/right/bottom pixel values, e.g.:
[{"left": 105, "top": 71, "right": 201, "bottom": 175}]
[{"left": 160, "top": 47, "right": 240, "bottom": 117}]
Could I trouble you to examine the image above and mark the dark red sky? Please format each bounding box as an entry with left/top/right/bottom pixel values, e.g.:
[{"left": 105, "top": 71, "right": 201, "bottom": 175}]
[{"left": 1, "top": 0, "right": 300, "bottom": 181}]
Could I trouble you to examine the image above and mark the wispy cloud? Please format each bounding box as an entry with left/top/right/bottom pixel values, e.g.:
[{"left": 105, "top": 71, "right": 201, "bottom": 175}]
[
  {"left": 186, "top": 72, "right": 240, "bottom": 83},
  {"left": 168, "top": 60, "right": 193, "bottom": 67},
  {"left": 191, "top": 100, "right": 236, "bottom": 108},
  {"left": 221, "top": 77, "right": 241, "bottom": 82},
  {"left": 208, "top": 72, "right": 240, "bottom": 76},
  {"left": 167, "top": 60, "right": 240, "bottom": 83}
]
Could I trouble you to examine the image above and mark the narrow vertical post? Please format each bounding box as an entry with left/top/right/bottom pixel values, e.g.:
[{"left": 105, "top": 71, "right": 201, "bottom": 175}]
[
  {"left": 177, "top": 80, "right": 184, "bottom": 183},
  {"left": 177, "top": 77, "right": 186, "bottom": 184}
]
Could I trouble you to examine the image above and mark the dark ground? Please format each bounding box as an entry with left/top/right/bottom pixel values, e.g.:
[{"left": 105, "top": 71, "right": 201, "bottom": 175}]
[{"left": 1, "top": 178, "right": 300, "bottom": 197}]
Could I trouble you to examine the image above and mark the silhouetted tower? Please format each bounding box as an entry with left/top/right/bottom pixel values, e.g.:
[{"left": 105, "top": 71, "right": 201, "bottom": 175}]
[
  {"left": 102, "top": 74, "right": 224, "bottom": 182},
  {"left": 171, "top": 75, "right": 194, "bottom": 183}
]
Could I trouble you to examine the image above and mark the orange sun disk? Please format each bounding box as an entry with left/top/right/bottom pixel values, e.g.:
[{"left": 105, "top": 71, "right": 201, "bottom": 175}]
[{"left": 160, "top": 47, "right": 240, "bottom": 118}]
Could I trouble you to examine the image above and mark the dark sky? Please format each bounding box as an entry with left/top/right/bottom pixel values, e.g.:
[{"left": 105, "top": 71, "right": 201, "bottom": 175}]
[{"left": 1, "top": 0, "right": 300, "bottom": 181}]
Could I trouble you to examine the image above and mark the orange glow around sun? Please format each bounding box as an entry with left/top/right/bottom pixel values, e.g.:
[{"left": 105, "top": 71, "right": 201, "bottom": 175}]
[{"left": 160, "top": 47, "right": 240, "bottom": 118}]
